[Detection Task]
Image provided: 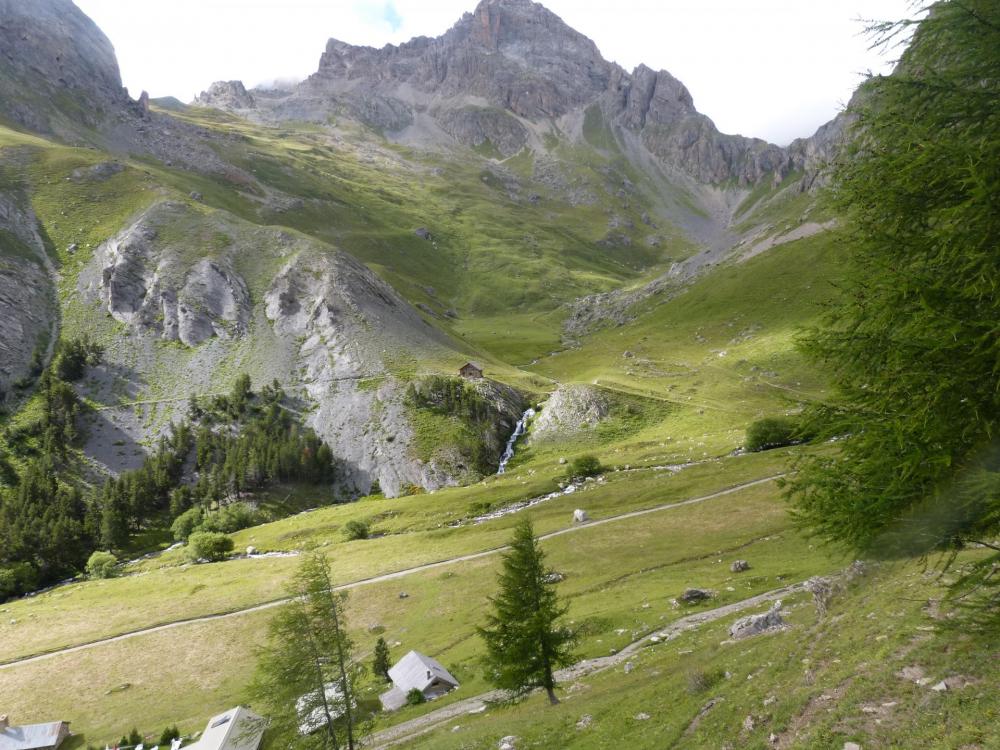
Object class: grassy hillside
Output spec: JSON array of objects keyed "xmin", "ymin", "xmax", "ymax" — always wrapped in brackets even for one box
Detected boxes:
[
  {"xmin": 1, "ymin": 451, "xmax": 838, "ymax": 741},
  {"xmin": 398, "ymin": 553, "xmax": 999, "ymax": 749},
  {"xmin": 0, "ymin": 184, "xmax": 865, "ymax": 747}
]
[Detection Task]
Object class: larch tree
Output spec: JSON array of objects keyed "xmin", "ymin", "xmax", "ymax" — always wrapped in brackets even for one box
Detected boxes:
[
  {"xmin": 478, "ymin": 516, "xmax": 577, "ymax": 704},
  {"xmin": 251, "ymin": 551, "xmax": 362, "ymax": 749},
  {"xmin": 786, "ymin": 0, "xmax": 1000, "ymax": 620}
]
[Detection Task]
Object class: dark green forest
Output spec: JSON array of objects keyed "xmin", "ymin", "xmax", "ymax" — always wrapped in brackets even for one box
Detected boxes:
[{"xmin": 0, "ymin": 367, "xmax": 337, "ymax": 600}]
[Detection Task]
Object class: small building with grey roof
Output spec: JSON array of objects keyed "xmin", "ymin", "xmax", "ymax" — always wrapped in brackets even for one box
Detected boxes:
[
  {"xmin": 181, "ymin": 707, "xmax": 264, "ymax": 750},
  {"xmin": 379, "ymin": 650, "xmax": 460, "ymax": 711},
  {"xmin": 0, "ymin": 716, "xmax": 70, "ymax": 750}
]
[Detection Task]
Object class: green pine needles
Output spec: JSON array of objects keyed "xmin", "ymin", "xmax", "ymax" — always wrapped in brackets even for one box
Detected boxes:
[
  {"xmin": 251, "ymin": 551, "xmax": 363, "ymax": 750},
  {"xmin": 786, "ymin": 1, "xmax": 1000, "ymax": 617},
  {"xmin": 478, "ymin": 516, "xmax": 577, "ymax": 705}
]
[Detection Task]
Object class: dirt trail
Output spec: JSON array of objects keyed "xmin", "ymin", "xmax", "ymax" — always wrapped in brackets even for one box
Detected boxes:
[
  {"xmin": 0, "ymin": 475, "xmax": 781, "ymax": 670},
  {"xmin": 366, "ymin": 580, "xmax": 807, "ymax": 749}
]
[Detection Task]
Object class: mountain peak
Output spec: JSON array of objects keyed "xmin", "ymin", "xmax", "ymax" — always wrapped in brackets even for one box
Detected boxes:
[{"xmin": 235, "ymin": 0, "xmax": 831, "ymax": 187}]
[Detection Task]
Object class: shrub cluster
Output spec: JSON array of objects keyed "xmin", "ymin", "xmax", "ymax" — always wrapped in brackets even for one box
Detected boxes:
[{"xmin": 566, "ymin": 454, "xmax": 602, "ymax": 480}]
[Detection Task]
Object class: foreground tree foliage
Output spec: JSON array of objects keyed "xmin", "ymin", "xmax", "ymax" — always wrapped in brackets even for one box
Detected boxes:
[
  {"xmin": 787, "ymin": 1, "xmax": 1000, "ymax": 617},
  {"xmin": 252, "ymin": 551, "xmax": 362, "ymax": 750},
  {"xmin": 479, "ymin": 516, "xmax": 576, "ymax": 704}
]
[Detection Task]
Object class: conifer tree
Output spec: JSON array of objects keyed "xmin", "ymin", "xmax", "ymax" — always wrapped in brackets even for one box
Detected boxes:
[
  {"xmin": 478, "ymin": 516, "xmax": 576, "ymax": 704},
  {"xmin": 787, "ymin": 1, "xmax": 1000, "ymax": 617},
  {"xmin": 252, "ymin": 551, "xmax": 362, "ymax": 749},
  {"xmin": 372, "ymin": 636, "xmax": 391, "ymax": 682}
]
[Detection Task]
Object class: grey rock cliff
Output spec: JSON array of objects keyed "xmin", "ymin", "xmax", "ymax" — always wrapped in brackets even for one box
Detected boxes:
[
  {"xmin": 194, "ymin": 80, "xmax": 256, "ymax": 110},
  {"xmin": 0, "ymin": 192, "xmax": 57, "ymax": 399},
  {"xmin": 0, "ymin": 0, "xmax": 128, "ymax": 136},
  {"xmin": 230, "ymin": 0, "xmax": 842, "ymax": 187},
  {"xmin": 75, "ymin": 201, "xmax": 507, "ymax": 498},
  {"xmin": 0, "ymin": 0, "xmax": 255, "ymax": 181}
]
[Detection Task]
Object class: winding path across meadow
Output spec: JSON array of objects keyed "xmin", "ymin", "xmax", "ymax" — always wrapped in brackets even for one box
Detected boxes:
[{"xmin": 0, "ymin": 474, "xmax": 783, "ymax": 670}]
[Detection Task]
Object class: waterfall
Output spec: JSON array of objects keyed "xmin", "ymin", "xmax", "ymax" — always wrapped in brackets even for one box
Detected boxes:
[{"xmin": 497, "ymin": 408, "xmax": 535, "ymax": 474}]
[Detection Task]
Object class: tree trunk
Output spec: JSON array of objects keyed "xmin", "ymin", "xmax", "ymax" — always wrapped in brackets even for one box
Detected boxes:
[{"xmin": 545, "ymin": 685, "xmax": 560, "ymax": 705}]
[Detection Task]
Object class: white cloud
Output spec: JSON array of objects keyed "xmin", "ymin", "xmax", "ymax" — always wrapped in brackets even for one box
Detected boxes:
[{"xmin": 73, "ymin": 0, "xmax": 914, "ymax": 143}]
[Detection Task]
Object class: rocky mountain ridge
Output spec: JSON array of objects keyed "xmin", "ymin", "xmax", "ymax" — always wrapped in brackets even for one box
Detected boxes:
[{"xmin": 196, "ymin": 0, "xmax": 844, "ymax": 188}]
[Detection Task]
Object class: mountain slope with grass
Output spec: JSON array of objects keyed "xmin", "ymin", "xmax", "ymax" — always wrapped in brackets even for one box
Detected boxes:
[{"xmin": 2, "ymin": 1, "xmax": 994, "ymax": 748}]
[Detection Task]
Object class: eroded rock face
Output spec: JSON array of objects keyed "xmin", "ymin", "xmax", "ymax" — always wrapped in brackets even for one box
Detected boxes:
[
  {"xmin": 729, "ymin": 601, "xmax": 786, "ymax": 639},
  {"xmin": 438, "ymin": 106, "xmax": 529, "ymax": 157},
  {"xmin": 265, "ymin": 249, "xmax": 453, "ymax": 497},
  {"xmin": 77, "ymin": 200, "xmax": 523, "ymax": 497},
  {"xmin": 93, "ymin": 206, "xmax": 250, "ymax": 347},
  {"xmin": 312, "ymin": 0, "xmax": 612, "ymax": 121},
  {"xmin": 616, "ymin": 65, "xmax": 793, "ymax": 185},
  {"xmin": 0, "ymin": 192, "xmax": 56, "ymax": 398}
]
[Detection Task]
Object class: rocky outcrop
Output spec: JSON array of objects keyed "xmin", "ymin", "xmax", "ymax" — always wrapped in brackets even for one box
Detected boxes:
[
  {"xmin": 194, "ymin": 80, "xmax": 256, "ymax": 110},
  {"xmin": 729, "ymin": 601, "xmax": 786, "ymax": 639},
  {"xmin": 470, "ymin": 378, "xmax": 530, "ymax": 462},
  {"xmin": 529, "ymin": 385, "xmax": 611, "ymax": 443}
]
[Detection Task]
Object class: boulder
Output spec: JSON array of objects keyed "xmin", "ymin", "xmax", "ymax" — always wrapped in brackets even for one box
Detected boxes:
[
  {"xmin": 680, "ymin": 588, "xmax": 711, "ymax": 603},
  {"xmin": 730, "ymin": 560, "xmax": 751, "ymax": 573},
  {"xmin": 246, "ymin": 546, "xmax": 257, "ymax": 556},
  {"xmin": 498, "ymin": 736, "xmax": 517, "ymax": 750},
  {"xmin": 573, "ymin": 509, "xmax": 589, "ymax": 523},
  {"xmin": 414, "ymin": 227, "xmax": 432, "ymax": 240},
  {"xmin": 729, "ymin": 601, "xmax": 786, "ymax": 639}
]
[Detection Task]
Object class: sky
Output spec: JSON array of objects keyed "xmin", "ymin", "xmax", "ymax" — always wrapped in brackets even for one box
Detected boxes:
[{"xmin": 74, "ymin": 0, "xmax": 917, "ymax": 145}]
